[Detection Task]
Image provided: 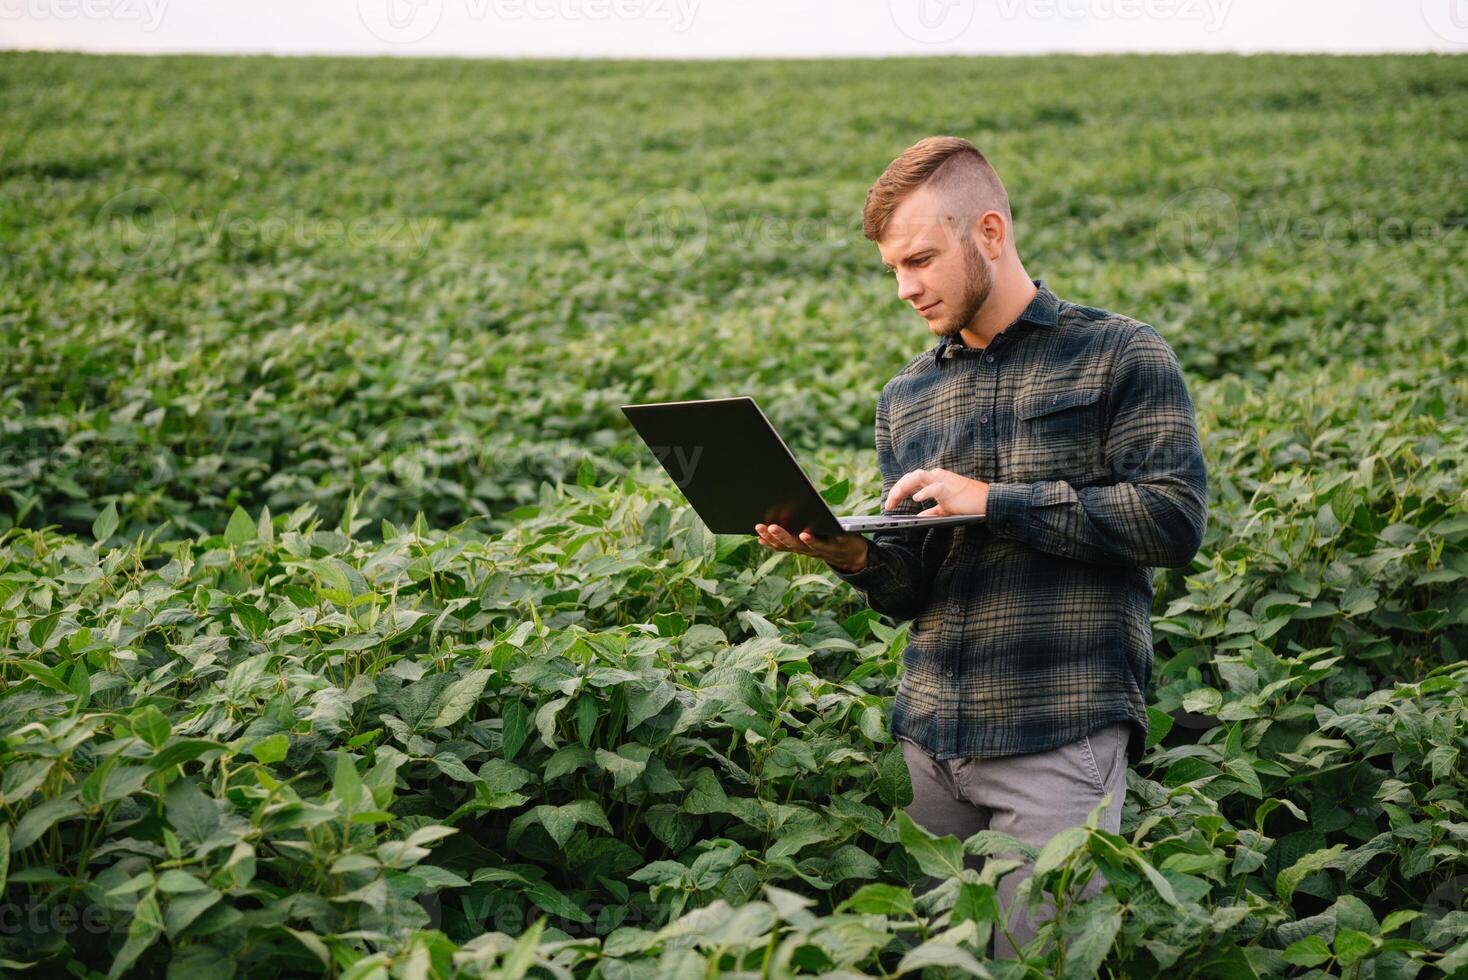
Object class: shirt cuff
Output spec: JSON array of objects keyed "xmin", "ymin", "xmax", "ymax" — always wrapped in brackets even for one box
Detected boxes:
[
  {"xmin": 831, "ymin": 538, "xmax": 887, "ymax": 589},
  {"xmin": 984, "ymin": 482, "xmax": 1033, "ymax": 539}
]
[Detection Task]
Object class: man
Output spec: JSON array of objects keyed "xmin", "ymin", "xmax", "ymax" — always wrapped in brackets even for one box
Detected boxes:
[{"xmin": 754, "ymin": 136, "xmax": 1207, "ymax": 959}]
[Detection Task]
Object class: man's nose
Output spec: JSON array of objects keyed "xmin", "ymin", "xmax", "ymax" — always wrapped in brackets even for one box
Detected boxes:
[{"xmin": 896, "ymin": 271, "xmax": 922, "ymax": 303}]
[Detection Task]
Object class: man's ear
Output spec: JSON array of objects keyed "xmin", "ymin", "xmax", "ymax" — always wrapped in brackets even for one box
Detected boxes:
[{"xmin": 975, "ymin": 211, "xmax": 1007, "ymax": 258}]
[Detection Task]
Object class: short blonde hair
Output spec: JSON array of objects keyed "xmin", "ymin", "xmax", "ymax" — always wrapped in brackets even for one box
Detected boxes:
[{"xmin": 862, "ymin": 136, "xmax": 1011, "ymax": 243}]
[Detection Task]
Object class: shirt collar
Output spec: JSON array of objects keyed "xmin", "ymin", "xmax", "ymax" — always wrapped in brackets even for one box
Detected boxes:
[{"xmin": 933, "ymin": 278, "xmax": 1059, "ymax": 365}]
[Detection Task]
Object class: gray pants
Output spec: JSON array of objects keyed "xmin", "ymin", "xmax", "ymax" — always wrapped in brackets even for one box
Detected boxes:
[{"xmin": 898, "ymin": 721, "xmax": 1130, "ymax": 960}]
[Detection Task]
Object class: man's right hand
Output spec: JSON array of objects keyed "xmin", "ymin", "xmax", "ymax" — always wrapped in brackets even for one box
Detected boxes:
[{"xmin": 754, "ymin": 523, "xmax": 869, "ymax": 574}]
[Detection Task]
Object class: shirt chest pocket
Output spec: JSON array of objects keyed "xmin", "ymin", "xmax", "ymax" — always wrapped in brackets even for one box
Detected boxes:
[{"xmin": 1010, "ymin": 386, "xmax": 1107, "ymax": 482}]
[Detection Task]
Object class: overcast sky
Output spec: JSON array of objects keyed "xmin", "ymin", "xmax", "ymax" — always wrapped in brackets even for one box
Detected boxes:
[{"xmin": 3, "ymin": 0, "xmax": 1466, "ymax": 57}]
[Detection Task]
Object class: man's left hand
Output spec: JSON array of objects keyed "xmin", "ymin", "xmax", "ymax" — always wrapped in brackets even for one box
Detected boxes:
[{"xmin": 886, "ymin": 467, "xmax": 990, "ymax": 517}]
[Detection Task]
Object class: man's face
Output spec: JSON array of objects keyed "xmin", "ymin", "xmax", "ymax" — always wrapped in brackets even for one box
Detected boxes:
[{"xmin": 877, "ymin": 186, "xmax": 994, "ymax": 339}]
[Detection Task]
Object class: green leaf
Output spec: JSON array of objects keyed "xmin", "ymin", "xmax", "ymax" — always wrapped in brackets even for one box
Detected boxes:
[
  {"xmin": 1275, "ymin": 844, "xmax": 1345, "ymax": 902},
  {"xmin": 1061, "ymin": 893, "xmax": 1123, "ymax": 980},
  {"xmin": 509, "ymin": 801, "xmax": 613, "ymax": 849},
  {"xmin": 92, "ymin": 501, "xmax": 119, "ymax": 543},
  {"xmin": 953, "ymin": 881, "xmax": 999, "ymax": 925},
  {"xmin": 1033, "ymin": 826, "xmax": 1089, "ymax": 877},
  {"xmin": 681, "ymin": 768, "xmax": 733, "ymax": 815},
  {"xmin": 501, "ymin": 916, "xmax": 546, "ymax": 980},
  {"xmin": 524, "ymin": 878, "xmax": 592, "ymax": 924},
  {"xmin": 876, "ymin": 744, "xmax": 913, "ymax": 807},
  {"xmin": 1131, "ymin": 853, "xmax": 1187, "ymax": 912},
  {"xmin": 332, "ymin": 751, "xmax": 363, "ymax": 810},
  {"xmin": 1380, "ymin": 909, "xmax": 1422, "ymax": 934},
  {"xmin": 575, "ymin": 694, "xmax": 599, "ymax": 745},
  {"xmin": 157, "ymin": 869, "xmax": 209, "ymax": 893},
  {"xmin": 13, "ymin": 798, "xmax": 83, "ymax": 851},
  {"xmin": 627, "ymin": 681, "xmax": 676, "ymax": 731},
  {"xmin": 501, "ymin": 701, "xmax": 529, "ymax": 761},
  {"xmin": 163, "ymin": 889, "xmax": 222, "ymax": 939},
  {"xmin": 595, "ymin": 744, "xmax": 651, "ymax": 790},
  {"xmin": 430, "ymin": 753, "xmax": 477, "ymax": 783},
  {"xmin": 68, "ymin": 659, "xmax": 91, "ymax": 711},
  {"xmin": 543, "ymin": 744, "xmax": 596, "ymax": 782},
  {"xmin": 895, "ymin": 810, "xmax": 965, "ymax": 879},
  {"xmin": 404, "ymin": 864, "xmax": 470, "ymax": 891},
  {"xmin": 478, "ymin": 759, "xmax": 535, "ymax": 795},
  {"xmin": 534, "ymin": 696, "xmax": 570, "ymax": 750},
  {"xmin": 1334, "ymin": 929, "xmax": 1377, "ymax": 968},
  {"xmin": 283, "ymin": 927, "xmax": 332, "ymax": 968},
  {"xmin": 133, "ymin": 706, "xmax": 172, "ymax": 749},
  {"xmin": 224, "ymin": 505, "xmax": 257, "ymax": 546},
  {"xmin": 149, "ymin": 738, "xmax": 226, "ymax": 771},
  {"xmin": 431, "ymin": 668, "xmax": 492, "ymax": 728},
  {"xmin": 833, "ymin": 880, "xmax": 910, "ymax": 921},
  {"xmin": 108, "ymin": 892, "xmax": 162, "ymax": 980},
  {"xmin": 165, "ymin": 779, "xmax": 219, "ymax": 848},
  {"xmin": 1282, "ymin": 934, "xmax": 1332, "ymax": 967},
  {"xmin": 28, "ymin": 612, "xmax": 61, "ymax": 652},
  {"xmin": 897, "ymin": 942, "xmax": 991, "ymax": 978},
  {"xmin": 249, "ymin": 732, "xmax": 289, "ymax": 764},
  {"xmin": 819, "ymin": 478, "xmax": 851, "ymax": 505}
]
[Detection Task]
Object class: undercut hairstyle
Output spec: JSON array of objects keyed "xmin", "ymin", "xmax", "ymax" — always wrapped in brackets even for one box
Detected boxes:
[{"xmin": 862, "ymin": 136, "xmax": 1012, "ymax": 245}]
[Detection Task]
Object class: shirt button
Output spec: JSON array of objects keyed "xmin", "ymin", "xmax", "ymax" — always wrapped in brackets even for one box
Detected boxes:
[
  {"xmin": 985, "ymin": 354, "xmax": 995, "ymax": 363},
  {"xmin": 979, "ymin": 414, "xmax": 989, "ymax": 424},
  {"xmin": 945, "ymin": 668, "xmax": 954, "ymax": 677}
]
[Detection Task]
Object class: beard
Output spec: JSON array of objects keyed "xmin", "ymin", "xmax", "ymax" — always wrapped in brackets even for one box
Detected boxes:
[{"xmin": 934, "ymin": 236, "xmax": 994, "ymax": 339}]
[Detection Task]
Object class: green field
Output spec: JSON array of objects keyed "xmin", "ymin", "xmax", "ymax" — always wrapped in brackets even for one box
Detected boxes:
[{"xmin": 1, "ymin": 51, "xmax": 1466, "ymax": 978}]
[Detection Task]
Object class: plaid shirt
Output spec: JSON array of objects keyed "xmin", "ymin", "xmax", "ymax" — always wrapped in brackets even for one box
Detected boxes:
[{"xmin": 835, "ymin": 280, "xmax": 1206, "ymax": 765}]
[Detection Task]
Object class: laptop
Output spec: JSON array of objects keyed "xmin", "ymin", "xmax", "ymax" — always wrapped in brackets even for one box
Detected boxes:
[{"xmin": 620, "ymin": 396, "xmax": 987, "ymax": 536}]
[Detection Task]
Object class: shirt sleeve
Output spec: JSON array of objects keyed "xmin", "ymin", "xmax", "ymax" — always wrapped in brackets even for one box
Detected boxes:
[
  {"xmin": 831, "ymin": 387, "xmax": 937, "ymax": 621},
  {"xmin": 983, "ymin": 325, "xmax": 1208, "ymax": 568}
]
